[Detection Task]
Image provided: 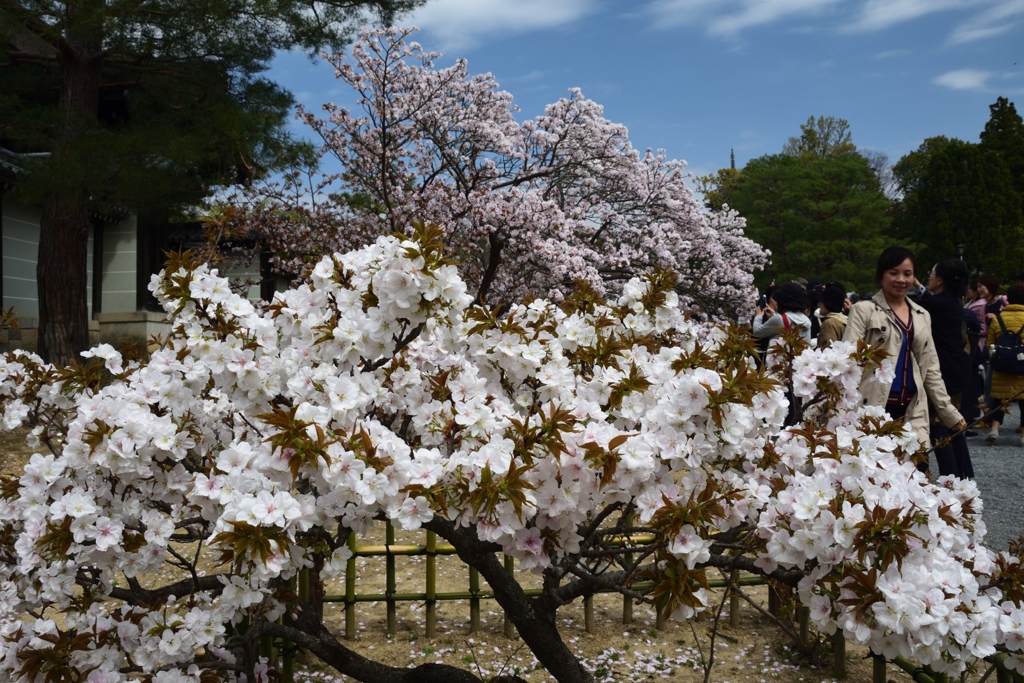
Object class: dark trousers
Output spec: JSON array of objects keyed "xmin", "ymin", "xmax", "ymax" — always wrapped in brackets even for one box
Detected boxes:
[
  {"xmin": 930, "ymin": 425, "xmax": 974, "ymax": 479},
  {"xmin": 987, "ymin": 398, "xmax": 1024, "ymax": 424},
  {"xmin": 961, "ymin": 367, "xmax": 984, "ymax": 423}
]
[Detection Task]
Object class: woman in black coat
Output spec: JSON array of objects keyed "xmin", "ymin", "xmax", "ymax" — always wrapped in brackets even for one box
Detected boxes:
[{"xmin": 916, "ymin": 258, "xmax": 974, "ymax": 478}]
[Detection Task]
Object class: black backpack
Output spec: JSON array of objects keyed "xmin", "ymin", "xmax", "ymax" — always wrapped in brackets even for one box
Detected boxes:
[{"xmin": 989, "ymin": 312, "xmax": 1024, "ymax": 374}]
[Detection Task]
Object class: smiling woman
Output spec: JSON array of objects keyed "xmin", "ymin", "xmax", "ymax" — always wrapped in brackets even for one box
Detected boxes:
[{"xmin": 842, "ymin": 246, "xmax": 967, "ymax": 461}]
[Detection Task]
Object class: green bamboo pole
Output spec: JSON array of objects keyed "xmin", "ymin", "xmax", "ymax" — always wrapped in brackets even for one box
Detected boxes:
[
  {"xmin": 282, "ymin": 643, "xmax": 294, "ymax": 683},
  {"xmin": 425, "ymin": 530, "xmax": 437, "ymax": 638},
  {"xmin": 729, "ymin": 569, "xmax": 739, "ymax": 628},
  {"xmin": 712, "ymin": 575, "xmax": 766, "ymax": 586},
  {"xmin": 346, "ymin": 540, "xmax": 761, "ymax": 561},
  {"xmin": 386, "ymin": 521, "xmax": 397, "ymax": 634},
  {"xmin": 873, "ymin": 654, "xmax": 887, "ymax": 683},
  {"xmin": 299, "ymin": 567, "xmax": 310, "ymax": 603},
  {"xmin": 297, "ymin": 567, "xmax": 311, "ymax": 665},
  {"xmin": 584, "ymin": 594, "xmax": 595, "ymax": 634},
  {"xmin": 282, "ymin": 575, "xmax": 295, "ymax": 683},
  {"xmin": 503, "ymin": 554, "xmax": 515, "ymax": 638},
  {"xmin": 798, "ymin": 606, "xmax": 809, "ymax": 643},
  {"xmin": 622, "ymin": 512, "xmax": 633, "ymax": 625},
  {"xmin": 354, "ymin": 542, "xmax": 455, "ymax": 555},
  {"xmin": 344, "ymin": 532, "xmax": 656, "ymax": 558},
  {"xmin": 998, "ymin": 666, "xmax": 1013, "ymax": 683},
  {"xmin": 831, "ymin": 631, "xmax": 846, "ymax": 677},
  {"xmin": 469, "ymin": 566, "xmax": 481, "ymax": 633},
  {"xmin": 322, "ymin": 577, "xmax": 767, "ymax": 603},
  {"xmin": 768, "ymin": 584, "xmax": 779, "ymax": 617},
  {"xmin": 345, "ymin": 531, "xmax": 357, "ymax": 639},
  {"xmin": 260, "ymin": 634, "xmax": 274, "ymax": 667},
  {"xmin": 990, "ymin": 653, "xmax": 1024, "ymax": 683},
  {"xmin": 892, "ymin": 656, "xmax": 939, "ymax": 682}
]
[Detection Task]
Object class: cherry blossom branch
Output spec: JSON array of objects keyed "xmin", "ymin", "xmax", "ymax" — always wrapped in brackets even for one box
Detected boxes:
[{"xmin": 253, "ymin": 603, "xmax": 488, "ymax": 683}]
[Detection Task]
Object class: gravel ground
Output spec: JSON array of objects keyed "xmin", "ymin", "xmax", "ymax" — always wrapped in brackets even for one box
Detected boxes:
[{"xmin": 951, "ymin": 406, "xmax": 1024, "ymax": 551}]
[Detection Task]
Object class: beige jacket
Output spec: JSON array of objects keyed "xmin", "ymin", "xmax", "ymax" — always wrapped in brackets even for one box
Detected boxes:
[
  {"xmin": 842, "ymin": 291, "xmax": 963, "ymax": 446},
  {"xmin": 816, "ymin": 313, "xmax": 847, "ymax": 350}
]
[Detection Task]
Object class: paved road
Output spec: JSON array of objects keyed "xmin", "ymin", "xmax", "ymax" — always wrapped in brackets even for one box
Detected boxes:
[{"xmin": 943, "ymin": 408, "xmax": 1024, "ymax": 552}]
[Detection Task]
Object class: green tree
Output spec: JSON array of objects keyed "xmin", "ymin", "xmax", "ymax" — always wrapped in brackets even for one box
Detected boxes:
[
  {"xmin": 890, "ymin": 136, "xmax": 957, "ymax": 199},
  {"xmin": 978, "ymin": 96, "xmax": 1024, "ymax": 194},
  {"xmin": 0, "ymin": 0, "xmax": 422, "ymax": 364},
  {"xmin": 695, "ymin": 166, "xmax": 741, "ymax": 211},
  {"xmin": 892, "ymin": 137, "xmax": 1023, "ymax": 276},
  {"xmin": 781, "ymin": 115, "xmax": 857, "ymax": 158},
  {"xmin": 729, "ymin": 152, "xmax": 891, "ymax": 291}
]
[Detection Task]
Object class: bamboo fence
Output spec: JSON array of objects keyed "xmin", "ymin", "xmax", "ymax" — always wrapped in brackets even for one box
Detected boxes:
[{"xmin": 259, "ymin": 521, "xmax": 1024, "ymax": 683}]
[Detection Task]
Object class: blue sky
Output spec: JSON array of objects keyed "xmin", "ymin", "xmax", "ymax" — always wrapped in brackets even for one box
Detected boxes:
[{"xmin": 267, "ymin": 0, "xmax": 1024, "ymax": 180}]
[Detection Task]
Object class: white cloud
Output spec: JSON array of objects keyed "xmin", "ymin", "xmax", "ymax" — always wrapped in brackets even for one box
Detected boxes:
[
  {"xmin": 645, "ymin": 0, "xmax": 716, "ymax": 24},
  {"xmin": 506, "ymin": 69, "xmax": 546, "ymax": 83},
  {"xmin": 409, "ymin": 0, "xmax": 597, "ymax": 50},
  {"xmin": 949, "ymin": 0, "xmax": 1024, "ymax": 43},
  {"xmin": 872, "ymin": 49, "xmax": 912, "ymax": 60},
  {"xmin": 933, "ymin": 68, "xmax": 993, "ymax": 90},
  {"xmin": 846, "ymin": 0, "xmax": 981, "ymax": 32},
  {"xmin": 644, "ymin": 0, "xmax": 1022, "ymax": 43},
  {"xmin": 647, "ymin": 0, "xmax": 842, "ymax": 35}
]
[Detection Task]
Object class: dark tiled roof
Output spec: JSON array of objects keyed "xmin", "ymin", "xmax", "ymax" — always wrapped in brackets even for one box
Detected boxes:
[{"xmin": 0, "ymin": 148, "xmax": 24, "ymax": 181}]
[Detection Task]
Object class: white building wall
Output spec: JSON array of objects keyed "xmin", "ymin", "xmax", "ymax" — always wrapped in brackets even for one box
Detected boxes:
[
  {"xmin": 224, "ymin": 259, "xmax": 263, "ymax": 303},
  {"xmin": 101, "ymin": 215, "xmax": 137, "ymax": 313},
  {"xmin": 1, "ymin": 198, "xmax": 40, "ymax": 321},
  {"xmin": 0, "ymin": 198, "xmax": 97, "ymax": 322}
]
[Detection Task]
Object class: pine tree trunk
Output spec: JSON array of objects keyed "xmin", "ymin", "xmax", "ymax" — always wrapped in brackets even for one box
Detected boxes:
[
  {"xmin": 37, "ymin": 185, "xmax": 91, "ymax": 366},
  {"xmin": 36, "ymin": 3, "xmax": 103, "ymax": 365}
]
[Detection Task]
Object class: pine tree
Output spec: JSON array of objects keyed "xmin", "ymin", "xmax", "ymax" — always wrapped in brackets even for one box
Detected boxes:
[
  {"xmin": 728, "ymin": 152, "xmax": 890, "ymax": 291},
  {"xmin": 893, "ymin": 138, "xmax": 1023, "ymax": 275},
  {"xmin": 781, "ymin": 115, "xmax": 857, "ymax": 158},
  {"xmin": 0, "ymin": 0, "xmax": 422, "ymax": 363},
  {"xmin": 891, "ymin": 100, "xmax": 1024, "ymax": 277},
  {"xmin": 979, "ymin": 97, "xmax": 1024, "ymax": 194}
]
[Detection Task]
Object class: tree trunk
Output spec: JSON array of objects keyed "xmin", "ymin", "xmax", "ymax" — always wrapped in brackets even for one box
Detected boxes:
[
  {"xmin": 36, "ymin": 3, "xmax": 103, "ymax": 365},
  {"xmin": 262, "ymin": 518, "xmax": 589, "ymax": 683},
  {"xmin": 472, "ymin": 233, "xmax": 503, "ymax": 306},
  {"xmin": 260, "ymin": 605, "xmax": 494, "ymax": 683},
  {"xmin": 426, "ymin": 518, "xmax": 596, "ymax": 683},
  {"xmin": 37, "ymin": 181, "xmax": 92, "ymax": 366}
]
